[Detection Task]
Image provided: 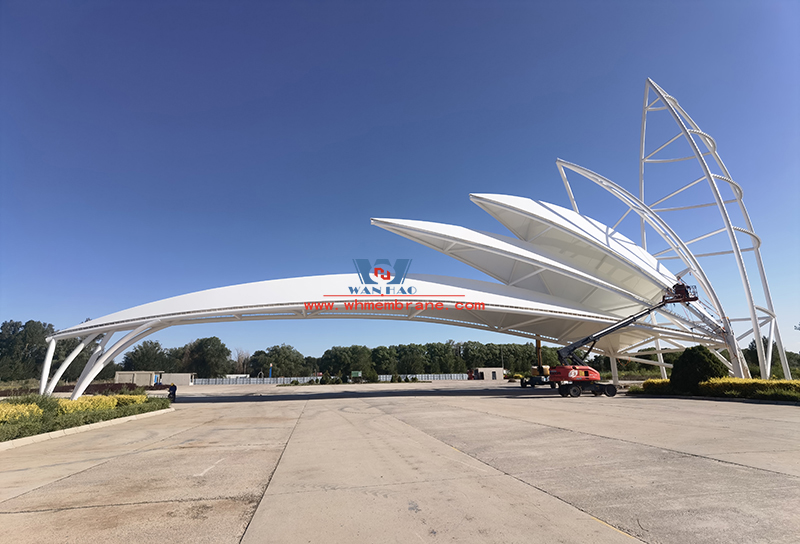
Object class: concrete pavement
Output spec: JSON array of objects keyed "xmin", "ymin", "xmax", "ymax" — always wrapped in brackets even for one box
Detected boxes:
[{"xmin": 1, "ymin": 381, "xmax": 798, "ymax": 543}]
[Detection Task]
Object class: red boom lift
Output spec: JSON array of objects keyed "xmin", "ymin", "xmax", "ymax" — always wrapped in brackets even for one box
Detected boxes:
[{"xmin": 540, "ymin": 282, "xmax": 698, "ymax": 398}]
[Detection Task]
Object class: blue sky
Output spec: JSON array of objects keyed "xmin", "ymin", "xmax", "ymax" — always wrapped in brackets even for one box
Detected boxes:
[{"xmin": 1, "ymin": 0, "xmax": 798, "ymax": 357}]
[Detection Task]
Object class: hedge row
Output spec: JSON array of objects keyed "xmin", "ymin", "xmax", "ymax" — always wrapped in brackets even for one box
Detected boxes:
[
  {"xmin": 698, "ymin": 378, "xmax": 800, "ymax": 397},
  {"xmin": 55, "ymin": 394, "xmax": 147, "ymax": 414},
  {"xmin": 639, "ymin": 378, "xmax": 800, "ymax": 401},
  {"xmin": 0, "ymin": 396, "xmax": 171, "ymax": 442},
  {"xmin": 640, "ymin": 379, "xmax": 673, "ymax": 394},
  {"xmin": 0, "ymin": 403, "xmax": 43, "ymax": 423}
]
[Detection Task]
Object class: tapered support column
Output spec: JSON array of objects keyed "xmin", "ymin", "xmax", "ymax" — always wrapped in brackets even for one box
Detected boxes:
[
  {"xmin": 45, "ymin": 334, "xmax": 98, "ymax": 395},
  {"xmin": 650, "ymin": 316, "xmax": 668, "ymax": 379},
  {"xmin": 71, "ymin": 321, "xmax": 162, "ymax": 399},
  {"xmin": 39, "ymin": 339, "xmax": 57, "ymax": 394},
  {"xmin": 609, "ymin": 354, "xmax": 619, "ymax": 386}
]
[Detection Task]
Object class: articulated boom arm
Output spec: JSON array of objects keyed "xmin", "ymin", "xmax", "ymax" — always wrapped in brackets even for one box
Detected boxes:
[{"xmin": 556, "ymin": 283, "xmax": 698, "ymax": 366}]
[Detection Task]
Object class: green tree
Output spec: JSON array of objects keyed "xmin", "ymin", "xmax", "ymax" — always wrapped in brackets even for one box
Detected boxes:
[
  {"xmin": 397, "ymin": 344, "xmax": 427, "ymax": 374},
  {"xmin": 450, "ymin": 340, "xmax": 467, "ymax": 373},
  {"xmin": 348, "ymin": 345, "xmax": 374, "ymax": 376},
  {"xmin": 371, "ymin": 346, "xmax": 397, "ymax": 375},
  {"xmin": 0, "ymin": 320, "xmax": 54, "ymax": 381},
  {"xmin": 669, "ymin": 345, "xmax": 727, "ymax": 393},
  {"xmin": 123, "ymin": 340, "xmax": 168, "ymax": 371},
  {"xmin": 461, "ymin": 341, "xmax": 489, "ymax": 369},
  {"xmin": 320, "ymin": 346, "xmax": 351, "ymax": 378},
  {"xmin": 304, "ymin": 356, "xmax": 319, "ymax": 376},
  {"xmin": 248, "ymin": 350, "xmax": 268, "ymax": 377},
  {"xmin": 264, "ymin": 344, "xmax": 307, "ymax": 377},
  {"xmin": 182, "ymin": 337, "xmax": 232, "ymax": 378}
]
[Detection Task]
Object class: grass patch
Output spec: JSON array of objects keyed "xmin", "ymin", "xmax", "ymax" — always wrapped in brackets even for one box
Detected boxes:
[{"xmin": 0, "ymin": 394, "xmax": 171, "ymax": 442}]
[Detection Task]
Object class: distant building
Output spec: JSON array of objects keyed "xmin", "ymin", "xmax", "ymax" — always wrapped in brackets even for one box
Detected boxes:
[
  {"xmin": 470, "ymin": 367, "xmax": 505, "ymax": 381},
  {"xmin": 115, "ymin": 371, "xmax": 162, "ymax": 386}
]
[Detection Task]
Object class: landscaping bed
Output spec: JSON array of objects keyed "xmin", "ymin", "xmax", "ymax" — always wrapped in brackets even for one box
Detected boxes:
[
  {"xmin": 629, "ymin": 378, "xmax": 800, "ymax": 402},
  {"xmin": 0, "ymin": 393, "xmax": 171, "ymax": 442}
]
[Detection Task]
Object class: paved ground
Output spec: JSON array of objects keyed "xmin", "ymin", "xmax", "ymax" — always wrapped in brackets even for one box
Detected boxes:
[{"xmin": 1, "ymin": 381, "xmax": 798, "ymax": 543}]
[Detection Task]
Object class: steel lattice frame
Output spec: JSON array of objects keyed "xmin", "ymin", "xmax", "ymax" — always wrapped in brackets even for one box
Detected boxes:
[{"xmin": 559, "ymin": 78, "xmax": 789, "ymax": 379}]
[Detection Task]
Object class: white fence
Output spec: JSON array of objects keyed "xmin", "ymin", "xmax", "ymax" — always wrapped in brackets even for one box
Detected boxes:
[{"xmin": 194, "ymin": 374, "xmax": 468, "ymax": 385}]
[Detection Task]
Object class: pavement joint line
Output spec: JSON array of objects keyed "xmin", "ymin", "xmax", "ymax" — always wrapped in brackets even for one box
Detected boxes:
[
  {"xmin": 1, "ymin": 454, "xmax": 120, "ymax": 475},
  {"xmin": 420, "ymin": 396, "xmax": 800, "ymax": 480},
  {"xmin": 262, "ymin": 473, "xmax": 509, "ymax": 498},
  {"xmin": 371, "ymin": 398, "xmax": 649, "ymax": 543},
  {"xmin": 238, "ymin": 399, "xmax": 307, "ymax": 544},
  {"xmin": 0, "ymin": 494, "xmax": 258, "ymax": 515},
  {"xmin": 0, "ymin": 407, "xmax": 175, "ymax": 452},
  {"xmin": 0, "ymin": 412, "xmax": 226, "ymax": 507}
]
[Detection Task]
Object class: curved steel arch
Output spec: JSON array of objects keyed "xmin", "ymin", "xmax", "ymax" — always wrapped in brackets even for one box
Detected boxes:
[{"xmin": 43, "ymin": 273, "xmax": 723, "ymax": 398}]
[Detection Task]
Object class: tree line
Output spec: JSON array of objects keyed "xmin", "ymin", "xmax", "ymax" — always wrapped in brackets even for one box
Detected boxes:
[{"xmin": 2, "ymin": 319, "xmax": 798, "ymax": 383}]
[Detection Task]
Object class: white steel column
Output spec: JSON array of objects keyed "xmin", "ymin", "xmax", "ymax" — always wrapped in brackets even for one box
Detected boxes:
[
  {"xmin": 609, "ymin": 354, "xmax": 619, "ymax": 386},
  {"xmin": 44, "ymin": 334, "xmax": 98, "ymax": 396},
  {"xmin": 71, "ymin": 321, "xmax": 163, "ymax": 399},
  {"xmin": 73, "ymin": 332, "xmax": 113, "ymax": 392},
  {"xmin": 39, "ymin": 339, "xmax": 57, "ymax": 395}
]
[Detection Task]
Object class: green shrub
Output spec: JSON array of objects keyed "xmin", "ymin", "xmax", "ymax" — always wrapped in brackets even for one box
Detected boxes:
[
  {"xmin": 114, "ymin": 398, "xmax": 170, "ymax": 416},
  {"xmin": 750, "ymin": 388, "xmax": 800, "ymax": 402},
  {"xmin": 5, "ymin": 393, "xmax": 61, "ymax": 413},
  {"xmin": 626, "ymin": 385, "xmax": 644, "ymax": 394},
  {"xmin": 641, "ymin": 379, "xmax": 675, "ymax": 395},
  {"xmin": 670, "ymin": 346, "xmax": 727, "ymax": 394},
  {"xmin": 0, "ymin": 418, "xmax": 44, "ymax": 441},
  {"xmin": 57, "ymin": 395, "xmax": 118, "ymax": 414},
  {"xmin": 698, "ymin": 377, "xmax": 800, "ymax": 397},
  {"xmin": 0, "ymin": 403, "xmax": 43, "ymax": 422},
  {"xmin": 113, "ymin": 394, "xmax": 147, "ymax": 406}
]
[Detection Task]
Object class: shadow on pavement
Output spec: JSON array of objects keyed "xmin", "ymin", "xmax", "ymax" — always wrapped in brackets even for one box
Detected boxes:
[{"xmin": 170, "ymin": 385, "xmax": 575, "ymax": 404}]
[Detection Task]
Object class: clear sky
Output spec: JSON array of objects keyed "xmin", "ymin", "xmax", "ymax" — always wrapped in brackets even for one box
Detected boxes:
[{"xmin": 1, "ymin": 0, "xmax": 798, "ymax": 358}]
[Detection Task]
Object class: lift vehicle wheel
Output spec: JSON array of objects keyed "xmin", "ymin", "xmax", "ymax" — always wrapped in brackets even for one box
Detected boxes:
[
  {"xmin": 550, "ymin": 382, "xmax": 557, "ymax": 389},
  {"xmin": 604, "ymin": 384, "xmax": 617, "ymax": 397},
  {"xmin": 567, "ymin": 384, "xmax": 582, "ymax": 397},
  {"xmin": 558, "ymin": 385, "xmax": 569, "ymax": 397},
  {"xmin": 520, "ymin": 380, "xmax": 527, "ymax": 388}
]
